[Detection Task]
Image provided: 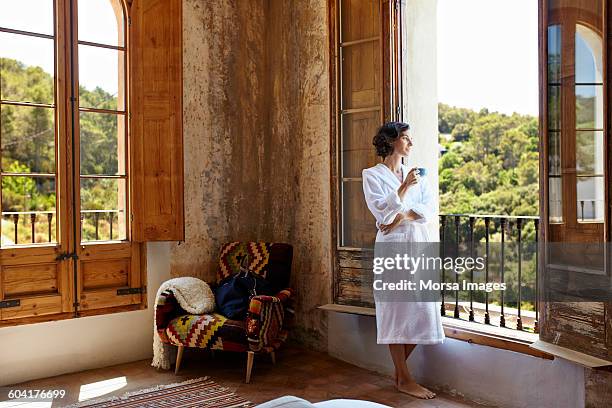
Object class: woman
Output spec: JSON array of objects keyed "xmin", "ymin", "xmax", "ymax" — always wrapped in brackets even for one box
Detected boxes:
[{"xmin": 362, "ymin": 121, "xmax": 444, "ymax": 400}]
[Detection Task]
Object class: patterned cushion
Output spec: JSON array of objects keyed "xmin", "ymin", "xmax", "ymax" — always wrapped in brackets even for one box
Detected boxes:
[
  {"xmin": 247, "ymin": 290, "xmax": 291, "ymax": 353},
  {"xmin": 166, "ymin": 313, "xmax": 249, "ymax": 352},
  {"xmin": 216, "ymin": 242, "xmax": 293, "ymax": 290},
  {"xmin": 217, "ymin": 242, "xmax": 271, "ymax": 282}
]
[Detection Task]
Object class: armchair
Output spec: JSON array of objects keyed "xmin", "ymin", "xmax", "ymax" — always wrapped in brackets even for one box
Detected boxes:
[{"xmin": 155, "ymin": 242, "xmax": 294, "ymax": 383}]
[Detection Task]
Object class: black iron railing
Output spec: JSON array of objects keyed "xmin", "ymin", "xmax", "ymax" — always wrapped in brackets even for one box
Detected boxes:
[
  {"xmin": 1, "ymin": 209, "xmax": 123, "ymax": 245},
  {"xmin": 440, "ymin": 213, "xmax": 539, "ymax": 333},
  {"xmin": 2, "ymin": 211, "xmax": 55, "ymax": 244}
]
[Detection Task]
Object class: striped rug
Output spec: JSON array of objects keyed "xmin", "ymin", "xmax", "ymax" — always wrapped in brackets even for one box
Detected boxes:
[{"xmin": 67, "ymin": 377, "xmax": 255, "ymax": 407}]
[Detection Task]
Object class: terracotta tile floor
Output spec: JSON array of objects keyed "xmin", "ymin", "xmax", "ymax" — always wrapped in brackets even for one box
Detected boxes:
[{"xmin": 6, "ymin": 344, "xmax": 489, "ymax": 407}]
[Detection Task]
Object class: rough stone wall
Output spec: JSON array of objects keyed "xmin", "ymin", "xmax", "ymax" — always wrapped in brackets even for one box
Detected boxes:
[{"xmin": 172, "ymin": 0, "xmax": 331, "ymax": 350}]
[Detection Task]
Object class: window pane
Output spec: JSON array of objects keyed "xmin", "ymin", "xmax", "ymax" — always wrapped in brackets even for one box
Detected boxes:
[
  {"xmin": 0, "ymin": 32, "xmax": 54, "ymax": 104},
  {"xmin": 548, "ymin": 177, "xmax": 562, "ymax": 223},
  {"xmin": 548, "ymin": 85, "xmax": 560, "ymax": 130},
  {"xmin": 341, "ymin": 0, "xmax": 380, "ymax": 43},
  {"xmin": 576, "ymin": 131, "xmax": 603, "ymax": 175},
  {"xmin": 575, "ymin": 24, "xmax": 603, "ymax": 84},
  {"xmin": 342, "ymin": 110, "xmax": 380, "ymax": 178},
  {"xmin": 342, "ymin": 180, "xmax": 376, "ymax": 248},
  {"xmin": 1, "ymin": 175, "xmax": 57, "ymax": 246},
  {"xmin": 576, "ymin": 176, "xmax": 604, "ymax": 222},
  {"xmin": 0, "ymin": 0, "xmax": 54, "ymax": 36},
  {"xmin": 80, "ymin": 177, "xmax": 126, "ymax": 241},
  {"xmin": 548, "ymin": 131, "xmax": 561, "ymax": 176},
  {"xmin": 80, "ymin": 112, "xmax": 124, "ymax": 176},
  {"xmin": 78, "ymin": 45, "xmax": 125, "ymax": 110},
  {"xmin": 575, "ymin": 85, "xmax": 603, "ymax": 129},
  {"xmin": 78, "ymin": 0, "xmax": 124, "ymax": 47},
  {"xmin": 341, "ymin": 41, "xmax": 380, "ymax": 110},
  {"xmin": 547, "ymin": 25, "xmax": 561, "ymax": 83},
  {"xmin": 1, "ymin": 104, "xmax": 56, "ymax": 174}
]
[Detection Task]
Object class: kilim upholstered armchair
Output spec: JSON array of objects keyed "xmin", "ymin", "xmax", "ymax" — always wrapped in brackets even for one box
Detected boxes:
[{"xmin": 155, "ymin": 242, "xmax": 294, "ymax": 383}]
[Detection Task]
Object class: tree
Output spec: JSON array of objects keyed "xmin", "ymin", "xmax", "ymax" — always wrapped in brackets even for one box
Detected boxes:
[
  {"xmin": 438, "ymin": 103, "xmax": 538, "ymax": 217},
  {"xmin": 1, "ymin": 57, "xmax": 118, "ymax": 212}
]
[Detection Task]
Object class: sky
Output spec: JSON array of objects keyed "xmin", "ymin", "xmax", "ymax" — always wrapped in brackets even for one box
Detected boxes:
[
  {"xmin": 0, "ymin": 0, "xmax": 123, "ymax": 95},
  {"xmin": 437, "ymin": 0, "xmax": 539, "ymax": 116}
]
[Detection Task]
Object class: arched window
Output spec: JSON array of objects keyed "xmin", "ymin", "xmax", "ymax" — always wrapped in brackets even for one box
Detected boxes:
[
  {"xmin": 540, "ymin": 0, "xmax": 612, "ymax": 363},
  {"xmin": 545, "ymin": 0, "xmax": 606, "ymax": 240}
]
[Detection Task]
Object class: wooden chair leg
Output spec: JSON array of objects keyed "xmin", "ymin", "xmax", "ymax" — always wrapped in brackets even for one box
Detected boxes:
[
  {"xmin": 175, "ymin": 345, "xmax": 184, "ymax": 375},
  {"xmin": 245, "ymin": 351, "xmax": 255, "ymax": 383},
  {"xmin": 270, "ymin": 351, "xmax": 276, "ymax": 365}
]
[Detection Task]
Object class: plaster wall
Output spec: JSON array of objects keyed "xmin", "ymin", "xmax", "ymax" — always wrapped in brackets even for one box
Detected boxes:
[
  {"xmin": 327, "ymin": 312, "xmax": 585, "ymax": 408},
  {"xmin": 171, "ymin": 0, "xmax": 332, "ymax": 349},
  {"xmin": 401, "ymin": 0, "xmax": 440, "ymax": 240}
]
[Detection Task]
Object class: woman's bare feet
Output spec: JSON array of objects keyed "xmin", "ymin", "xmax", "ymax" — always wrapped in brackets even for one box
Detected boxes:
[{"xmin": 396, "ymin": 378, "xmax": 436, "ymax": 399}]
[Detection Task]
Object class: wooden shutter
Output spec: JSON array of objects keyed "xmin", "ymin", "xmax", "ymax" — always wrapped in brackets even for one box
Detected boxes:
[
  {"xmin": 0, "ymin": 249, "xmax": 73, "ymax": 324},
  {"xmin": 76, "ymin": 243, "xmax": 145, "ymax": 313},
  {"xmin": 130, "ymin": 0, "xmax": 184, "ymax": 242},
  {"xmin": 331, "ymin": 0, "xmax": 402, "ymax": 306}
]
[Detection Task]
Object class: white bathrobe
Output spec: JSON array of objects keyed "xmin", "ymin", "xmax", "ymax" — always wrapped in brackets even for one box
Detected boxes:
[{"xmin": 362, "ymin": 163, "xmax": 445, "ymax": 344}]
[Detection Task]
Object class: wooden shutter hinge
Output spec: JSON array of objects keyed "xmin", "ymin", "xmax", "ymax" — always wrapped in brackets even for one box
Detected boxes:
[
  {"xmin": 117, "ymin": 286, "xmax": 146, "ymax": 296},
  {"xmin": 0, "ymin": 299, "xmax": 20, "ymax": 309}
]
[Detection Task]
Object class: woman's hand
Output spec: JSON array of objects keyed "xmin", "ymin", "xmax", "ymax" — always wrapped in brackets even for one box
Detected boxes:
[
  {"xmin": 397, "ymin": 167, "xmax": 419, "ymax": 200},
  {"xmin": 402, "ymin": 167, "xmax": 419, "ymax": 189},
  {"xmin": 380, "ymin": 210, "xmax": 421, "ymax": 234},
  {"xmin": 380, "ymin": 213, "xmax": 405, "ymax": 234}
]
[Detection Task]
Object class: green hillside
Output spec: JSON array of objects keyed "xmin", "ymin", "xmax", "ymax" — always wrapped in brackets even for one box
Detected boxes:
[{"xmin": 1, "ymin": 57, "xmax": 120, "ymax": 243}]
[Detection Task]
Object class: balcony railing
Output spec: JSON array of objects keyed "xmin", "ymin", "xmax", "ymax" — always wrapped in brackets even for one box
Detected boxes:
[
  {"xmin": 2, "ymin": 210, "xmax": 56, "ymax": 245},
  {"xmin": 1, "ymin": 209, "xmax": 124, "ymax": 246},
  {"xmin": 440, "ymin": 213, "xmax": 539, "ymax": 333}
]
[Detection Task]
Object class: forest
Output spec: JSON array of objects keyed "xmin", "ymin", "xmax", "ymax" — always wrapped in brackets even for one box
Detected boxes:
[
  {"xmin": 1, "ymin": 57, "xmax": 121, "ymax": 244},
  {"xmin": 438, "ymin": 102, "xmax": 539, "ymax": 218},
  {"xmin": 438, "ymin": 103, "xmax": 541, "ymax": 317}
]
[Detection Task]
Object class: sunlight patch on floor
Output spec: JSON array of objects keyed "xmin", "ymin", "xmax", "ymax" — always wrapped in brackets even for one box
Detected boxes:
[{"xmin": 78, "ymin": 376, "xmax": 127, "ymax": 402}]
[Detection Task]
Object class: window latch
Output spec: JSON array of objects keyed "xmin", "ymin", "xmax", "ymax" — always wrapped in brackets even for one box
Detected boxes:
[{"xmin": 56, "ymin": 252, "xmax": 79, "ymax": 261}]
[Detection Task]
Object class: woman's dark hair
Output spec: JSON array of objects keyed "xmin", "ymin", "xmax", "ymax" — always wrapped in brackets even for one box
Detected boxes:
[{"xmin": 372, "ymin": 121, "xmax": 410, "ymax": 158}]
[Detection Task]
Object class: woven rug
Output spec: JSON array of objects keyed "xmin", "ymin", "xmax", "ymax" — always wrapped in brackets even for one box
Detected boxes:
[{"xmin": 65, "ymin": 377, "xmax": 255, "ymax": 408}]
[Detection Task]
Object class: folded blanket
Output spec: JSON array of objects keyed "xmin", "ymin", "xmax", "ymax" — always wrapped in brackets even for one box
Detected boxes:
[{"xmin": 152, "ymin": 277, "xmax": 215, "ymax": 369}]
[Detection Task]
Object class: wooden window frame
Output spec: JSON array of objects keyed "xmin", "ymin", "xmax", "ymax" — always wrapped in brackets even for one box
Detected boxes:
[
  {"xmin": 327, "ymin": 0, "xmax": 552, "ymax": 350},
  {"xmin": 0, "ymin": 0, "xmax": 151, "ymax": 327},
  {"xmin": 544, "ymin": 0, "xmax": 608, "ymax": 243},
  {"xmin": 539, "ymin": 0, "xmax": 612, "ymax": 362}
]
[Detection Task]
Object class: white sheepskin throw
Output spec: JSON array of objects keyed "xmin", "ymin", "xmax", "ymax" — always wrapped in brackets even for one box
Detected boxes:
[{"xmin": 152, "ymin": 277, "xmax": 215, "ymax": 370}]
